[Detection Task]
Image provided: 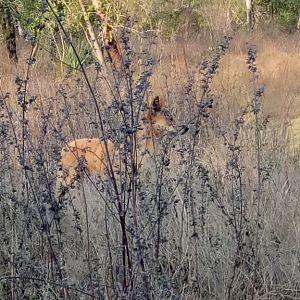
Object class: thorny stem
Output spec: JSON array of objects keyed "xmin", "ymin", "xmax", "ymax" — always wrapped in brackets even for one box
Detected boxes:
[
  {"xmin": 46, "ymin": 1, "xmax": 132, "ymax": 290},
  {"xmin": 249, "ymin": 47, "xmax": 263, "ymax": 300},
  {"xmin": 0, "ymin": 86, "xmax": 63, "ymax": 280},
  {"xmin": 0, "ymin": 275, "xmax": 95, "ymax": 298}
]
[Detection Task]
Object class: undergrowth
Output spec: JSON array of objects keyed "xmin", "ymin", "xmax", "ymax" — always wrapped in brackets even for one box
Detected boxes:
[{"xmin": 0, "ymin": 23, "xmax": 300, "ymax": 300}]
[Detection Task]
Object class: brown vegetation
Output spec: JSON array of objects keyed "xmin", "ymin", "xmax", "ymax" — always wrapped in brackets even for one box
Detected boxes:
[{"xmin": 1, "ymin": 31, "xmax": 300, "ymax": 299}]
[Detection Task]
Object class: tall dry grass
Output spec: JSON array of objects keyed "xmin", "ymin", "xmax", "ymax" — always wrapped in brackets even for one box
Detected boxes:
[{"xmin": 1, "ymin": 30, "xmax": 300, "ymax": 299}]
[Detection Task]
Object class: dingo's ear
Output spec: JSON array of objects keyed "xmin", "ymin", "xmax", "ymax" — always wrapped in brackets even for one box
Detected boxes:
[{"xmin": 151, "ymin": 96, "xmax": 163, "ymax": 113}]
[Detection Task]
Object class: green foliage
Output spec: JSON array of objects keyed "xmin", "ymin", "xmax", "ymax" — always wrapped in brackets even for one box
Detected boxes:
[
  {"xmin": 0, "ymin": 0, "xmax": 17, "ymax": 39},
  {"xmin": 1, "ymin": 0, "xmax": 299, "ymax": 58},
  {"xmin": 230, "ymin": 0, "xmax": 247, "ymax": 24},
  {"xmin": 150, "ymin": 7, "xmax": 183, "ymax": 37},
  {"xmin": 15, "ymin": 0, "xmax": 56, "ymax": 37},
  {"xmin": 256, "ymin": 0, "xmax": 300, "ymax": 31},
  {"xmin": 272, "ymin": 0, "xmax": 300, "ymax": 31},
  {"xmin": 5, "ymin": 0, "xmax": 300, "ymax": 44},
  {"xmin": 61, "ymin": 0, "xmax": 86, "ymax": 34},
  {"xmin": 62, "ymin": 38, "xmax": 91, "ymax": 73}
]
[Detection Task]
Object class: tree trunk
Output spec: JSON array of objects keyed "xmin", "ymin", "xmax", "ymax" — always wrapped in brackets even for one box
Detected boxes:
[
  {"xmin": 0, "ymin": 2, "xmax": 18, "ymax": 62},
  {"xmin": 90, "ymin": 0, "xmax": 122, "ymax": 67},
  {"xmin": 78, "ymin": 0, "xmax": 105, "ymax": 66},
  {"xmin": 246, "ymin": 0, "xmax": 254, "ymax": 31}
]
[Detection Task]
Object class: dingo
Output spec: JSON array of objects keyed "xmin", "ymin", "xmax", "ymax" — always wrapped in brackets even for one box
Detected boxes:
[{"xmin": 55, "ymin": 96, "xmax": 177, "ymax": 198}]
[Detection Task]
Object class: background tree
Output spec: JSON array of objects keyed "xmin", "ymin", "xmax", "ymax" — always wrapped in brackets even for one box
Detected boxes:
[
  {"xmin": 0, "ymin": 1, "xmax": 18, "ymax": 62},
  {"xmin": 2, "ymin": 0, "xmax": 300, "ymax": 67},
  {"xmin": 246, "ymin": 0, "xmax": 254, "ymax": 30}
]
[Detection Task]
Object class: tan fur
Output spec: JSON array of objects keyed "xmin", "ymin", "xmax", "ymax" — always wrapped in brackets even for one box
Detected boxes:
[
  {"xmin": 104, "ymin": 36, "xmax": 122, "ymax": 67},
  {"xmin": 55, "ymin": 96, "xmax": 176, "ymax": 198}
]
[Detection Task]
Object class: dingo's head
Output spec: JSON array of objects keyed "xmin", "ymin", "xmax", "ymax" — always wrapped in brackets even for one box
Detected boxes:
[{"xmin": 146, "ymin": 96, "xmax": 176, "ymax": 137}]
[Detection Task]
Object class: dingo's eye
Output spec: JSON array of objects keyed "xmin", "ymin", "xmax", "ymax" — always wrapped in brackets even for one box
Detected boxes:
[
  {"xmin": 163, "ymin": 110, "xmax": 174, "ymax": 122},
  {"xmin": 163, "ymin": 110, "xmax": 170, "ymax": 117}
]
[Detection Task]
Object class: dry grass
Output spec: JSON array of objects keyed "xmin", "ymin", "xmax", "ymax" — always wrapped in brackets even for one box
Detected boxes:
[{"xmin": 1, "ymin": 31, "xmax": 300, "ymax": 299}]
